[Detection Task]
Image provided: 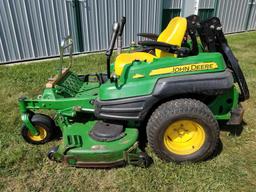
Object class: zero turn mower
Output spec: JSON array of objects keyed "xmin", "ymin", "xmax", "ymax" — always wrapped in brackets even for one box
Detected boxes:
[{"xmin": 18, "ymin": 15, "xmax": 249, "ymax": 168}]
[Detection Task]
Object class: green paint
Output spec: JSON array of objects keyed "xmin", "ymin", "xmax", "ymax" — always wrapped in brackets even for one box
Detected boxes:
[
  {"xmin": 21, "ymin": 113, "xmax": 39, "ymax": 136},
  {"xmin": 57, "ymin": 120, "xmax": 139, "ymax": 164},
  {"xmin": 100, "ymin": 52, "xmax": 226, "ymax": 100},
  {"xmin": 208, "ymin": 86, "xmax": 239, "ymax": 120},
  {"xmin": 18, "ymin": 43, "xmax": 243, "ymax": 166},
  {"xmin": 19, "ymin": 71, "xmax": 99, "ymax": 116}
]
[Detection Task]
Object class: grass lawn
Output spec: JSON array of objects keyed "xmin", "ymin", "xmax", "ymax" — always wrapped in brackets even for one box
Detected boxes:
[{"xmin": 0, "ymin": 32, "xmax": 256, "ymax": 192}]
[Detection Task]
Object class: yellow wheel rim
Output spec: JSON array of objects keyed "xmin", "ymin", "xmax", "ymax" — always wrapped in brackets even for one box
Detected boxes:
[
  {"xmin": 163, "ymin": 120, "xmax": 206, "ymax": 155},
  {"xmin": 27, "ymin": 126, "xmax": 47, "ymax": 142}
]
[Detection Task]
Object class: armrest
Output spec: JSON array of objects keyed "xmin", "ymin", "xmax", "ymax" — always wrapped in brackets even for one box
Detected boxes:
[
  {"xmin": 138, "ymin": 41, "xmax": 191, "ymax": 57},
  {"xmin": 138, "ymin": 41, "xmax": 179, "ymax": 53},
  {"xmin": 137, "ymin": 33, "xmax": 159, "ymax": 41}
]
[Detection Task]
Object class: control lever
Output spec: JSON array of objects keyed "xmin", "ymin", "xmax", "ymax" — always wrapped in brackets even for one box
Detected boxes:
[
  {"xmin": 106, "ymin": 22, "xmax": 120, "ymax": 79},
  {"xmin": 117, "ymin": 17, "xmax": 126, "ymax": 54}
]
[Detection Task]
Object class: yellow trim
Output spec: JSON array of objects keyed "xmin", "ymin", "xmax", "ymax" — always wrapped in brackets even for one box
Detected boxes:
[
  {"xmin": 149, "ymin": 62, "xmax": 218, "ymax": 76},
  {"xmin": 114, "ymin": 52, "xmax": 156, "ymax": 76},
  {"xmin": 163, "ymin": 120, "xmax": 206, "ymax": 155},
  {"xmin": 133, "ymin": 74, "xmax": 145, "ymax": 79},
  {"xmin": 27, "ymin": 126, "xmax": 47, "ymax": 142}
]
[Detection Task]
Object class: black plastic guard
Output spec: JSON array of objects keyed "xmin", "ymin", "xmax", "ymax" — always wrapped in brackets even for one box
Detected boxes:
[
  {"xmin": 89, "ymin": 121, "xmax": 125, "ymax": 141},
  {"xmin": 95, "ymin": 70, "xmax": 234, "ymax": 121},
  {"xmin": 153, "ymin": 69, "xmax": 233, "ymax": 97},
  {"xmin": 197, "ymin": 17, "xmax": 250, "ymax": 101}
]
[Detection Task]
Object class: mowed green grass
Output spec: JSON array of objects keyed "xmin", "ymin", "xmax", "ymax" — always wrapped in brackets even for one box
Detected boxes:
[{"xmin": 0, "ymin": 32, "xmax": 256, "ymax": 192}]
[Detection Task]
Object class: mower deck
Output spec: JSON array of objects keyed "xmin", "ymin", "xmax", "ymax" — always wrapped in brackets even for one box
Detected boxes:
[{"xmin": 52, "ymin": 120, "xmax": 147, "ymax": 168}]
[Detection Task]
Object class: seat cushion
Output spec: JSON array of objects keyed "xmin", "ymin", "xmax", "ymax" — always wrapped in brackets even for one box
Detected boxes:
[{"xmin": 114, "ymin": 52, "xmax": 156, "ymax": 76}]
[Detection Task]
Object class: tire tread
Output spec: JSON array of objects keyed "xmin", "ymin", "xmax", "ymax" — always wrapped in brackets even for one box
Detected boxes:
[{"xmin": 146, "ymin": 99, "xmax": 219, "ymax": 162}]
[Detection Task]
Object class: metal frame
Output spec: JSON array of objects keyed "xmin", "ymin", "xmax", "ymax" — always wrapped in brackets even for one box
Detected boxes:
[{"xmin": 59, "ymin": 35, "xmax": 73, "ymax": 77}]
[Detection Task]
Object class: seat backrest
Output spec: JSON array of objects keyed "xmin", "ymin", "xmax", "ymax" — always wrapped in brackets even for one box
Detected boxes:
[{"xmin": 156, "ymin": 17, "xmax": 187, "ymax": 58}]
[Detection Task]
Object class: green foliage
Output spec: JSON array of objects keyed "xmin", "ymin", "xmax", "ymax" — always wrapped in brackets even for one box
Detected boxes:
[{"xmin": 0, "ymin": 32, "xmax": 256, "ymax": 191}]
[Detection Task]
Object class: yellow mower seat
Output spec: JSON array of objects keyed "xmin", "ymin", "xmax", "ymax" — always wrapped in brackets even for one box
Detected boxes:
[{"xmin": 114, "ymin": 16, "xmax": 187, "ymax": 76}]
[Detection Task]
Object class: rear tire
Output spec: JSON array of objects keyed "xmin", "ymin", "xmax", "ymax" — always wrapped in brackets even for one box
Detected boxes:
[
  {"xmin": 146, "ymin": 99, "xmax": 219, "ymax": 162},
  {"xmin": 21, "ymin": 114, "xmax": 56, "ymax": 145}
]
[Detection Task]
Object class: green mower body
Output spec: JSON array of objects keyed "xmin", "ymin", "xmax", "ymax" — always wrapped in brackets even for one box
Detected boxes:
[{"xmin": 18, "ymin": 16, "xmax": 249, "ymax": 168}]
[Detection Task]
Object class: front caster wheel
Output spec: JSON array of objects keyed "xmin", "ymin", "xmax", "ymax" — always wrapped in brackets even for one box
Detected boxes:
[
  {"xmin": 21, "ymin": 114, "xmax": 56, "ymax": 145},
  {"xmin": 48, "ymin": 146, "xmax": 59, "ymax": 161}
]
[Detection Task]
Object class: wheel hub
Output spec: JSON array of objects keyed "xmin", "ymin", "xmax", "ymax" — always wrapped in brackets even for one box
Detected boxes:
[
  {"xmin": 164, "ymin": 120, "xmax": 206, "ymax": 155},
  {"xmin": 27, "ymin": 126, "xmax": 47, "ymax": 141}
]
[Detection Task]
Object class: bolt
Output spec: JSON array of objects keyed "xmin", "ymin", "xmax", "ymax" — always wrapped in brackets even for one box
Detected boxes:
[
  {"xmin": 216, "ymin": 26, "xmax": 222, "ymax": 31},
  {"xmin": 167, "ymin": 136, "xmax": 172, "ymax": 141}
]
